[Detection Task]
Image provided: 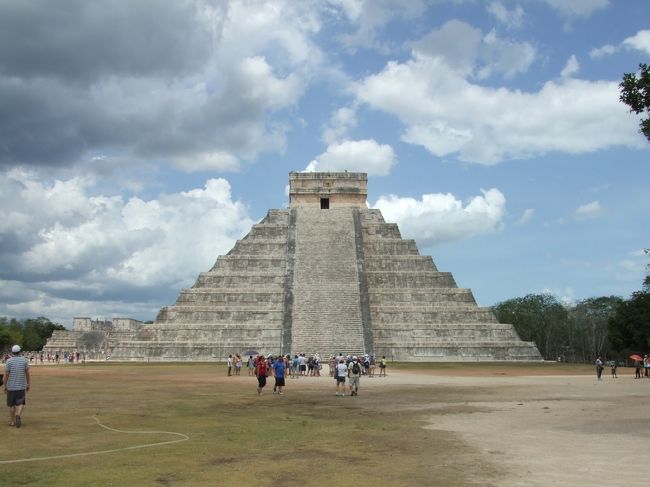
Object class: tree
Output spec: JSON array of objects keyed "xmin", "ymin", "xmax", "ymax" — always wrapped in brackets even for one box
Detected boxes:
[
  {"xmin": 493, "ymin": 293, "xmax": 569, "ymax": 360},
  {"xmin": 608, "ymin": 290, "xmax": 650, "ymax": 354},
  {"xmin": 568, "ymin": 296, "xmax": 623, "ymax": 361},
  {"xmin": 619, "ymin": 63, "xmax": 650, "ymax": 141}
]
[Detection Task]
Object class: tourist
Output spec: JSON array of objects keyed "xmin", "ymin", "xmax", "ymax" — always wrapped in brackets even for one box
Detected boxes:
[
  {"xmin": 635, "ymin": 359, "xmax": 642, "ymax": 379},
  {"xmin": 610, "ymin": 361, "xmax": 617, "ymax": 378},
  {"xmin": 235, "ymin": 355, "xmax": 242, "ymax": 376},
  {"xmin": 272, "ymin": 354, "xmax": 286, "ymax": 394},
  {"xmin": 313, "ymin": 354, "xmax": 321, "ymax": 377},
  {"xmin": 291, "ymin": 355, "xmax": 299, "ymax": 379},
  {"xmin": 348, "ymin": 356, "xmax": 361, "ymax": 396},
  {"xmin": 227, "ymin": 354, "xmax": 233, "ymax": 376},
  {"xmin": 379, "ymin": 356, "xmax": 387, "ymax": 377},
  {"xmin": 3, "ymin": 345, "xmax": 30, "ymax": 428},
  {"xmin": 335, "ymin": 358, "xmax": 347, "ymax": 396},
  {"xmin": 362, "ymin": 354, "xmax": 370, "ymax": 375},
  {"xmin": 256, "ymin": 355, "xmax": 268, "ymax": 395},
  {"xmin": 644, "ymin": 355, "xmax": 649, "ymax": 378},
  {"xmin": 247, "ymin": 355, "xmax": 255, "ymax": 376},
  {"xmin": 299, "ymin": 354, "xmax": 306, "ymax": 376},
  {"xmin": 595, "ymin": 356, "xmax": 603, "ymax": 380},
  {"xmin": 369, "ymin": 355, "xmax": 376, "ymax": 377}
]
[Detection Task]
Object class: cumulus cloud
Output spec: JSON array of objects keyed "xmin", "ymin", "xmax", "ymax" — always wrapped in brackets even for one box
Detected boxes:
[
  {"xmin": 560, "ymin": 55, "xmax": 580, "ymax": 79},
  {"xmin": 306, "ymin": 139, "xmax": 395, "ymax": 175},
  {"xmin": 322, "ymin": 106, "xmax": 359, "ymax": 145},
  {"xmin": 622, "ymin": 30, "xmax": 650, "ymax": 55},
  {"xmin": 573, "ymin": 201, "xmax": 603, "ymax": 219},
  {"xmin": 541, "ymin": 0, "xmax": 610, "ymax": 18},
  {"xmin": 516, "ymin": 208, "xmax": 535, "ymax": 225},
  {"xmin": 590, "ymin": 29, "xmax": 650, "ymax": 58},
  {"xmin": 354, "ymin": 33, "xmax": 644, "ymax": 164},
  {"xmin": 372, "ymin": 188, "xmax": 506, "ymax": 247},
  {"xmin": 329, "ymin": 0, "xmax": 426, "ymax": 52},
  {"xmin": 0, "ymin": 171, "xmax": 255, "ymax": 320},
  {"xmin": 411, "ymin": 20, "xmax": 535, "ymax": 80},
  {"xmin": 487, "ymin": 1, "xmax": 524, "ymax": 29},
  {"xmin": 0, "ymin": 0, "xmax": 322, "ymax": 171}
]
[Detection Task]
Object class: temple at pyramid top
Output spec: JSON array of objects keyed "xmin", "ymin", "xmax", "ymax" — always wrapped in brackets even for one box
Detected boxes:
[
  {"xmin": 289, "ymin": 171, "xmax": 367, "ymax": 208},
  {"xmin": 45, "ymin": 171, "xmax": 542, "ymax": 362}
]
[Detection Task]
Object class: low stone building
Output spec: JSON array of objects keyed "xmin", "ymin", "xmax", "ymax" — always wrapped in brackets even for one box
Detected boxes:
[{"xmin": 43, "ymin": 317, "xmax": 143, "ymax": 359}]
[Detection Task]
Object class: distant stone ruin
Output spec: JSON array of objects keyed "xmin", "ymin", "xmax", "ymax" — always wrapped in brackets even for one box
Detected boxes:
[
  {"xmin": 44, "ymin": 317, "xmax": 143, "ymax": 359},
  {"xmin": 45, "ymin": 172, "xmax": 541, "ymax": 362}
]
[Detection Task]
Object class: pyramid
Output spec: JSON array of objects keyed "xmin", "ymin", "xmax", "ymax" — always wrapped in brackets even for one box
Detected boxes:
[{"xmin": 106, "ymin": 172, "xmax": 541, "ymax": 361}]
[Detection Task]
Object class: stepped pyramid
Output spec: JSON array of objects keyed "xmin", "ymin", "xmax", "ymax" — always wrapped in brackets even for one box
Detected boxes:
[{"xmin": 109, "ymin": 172, "xmax": 541, "ymax": 361}]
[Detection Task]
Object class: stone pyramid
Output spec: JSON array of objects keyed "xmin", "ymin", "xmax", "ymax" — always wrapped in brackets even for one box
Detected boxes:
[{"xmin": 109, "ymin": 172, "xmax": 541, "ymax": 361}]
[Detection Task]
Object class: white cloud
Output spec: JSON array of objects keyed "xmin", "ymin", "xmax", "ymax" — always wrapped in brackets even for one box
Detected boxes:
[
  {"xmin": 372, "ymin": 188, "xmax": 506, "ymax": 246},
  {"xmin": 322, "ymin": 106, "xmax": 359, "ymax": 144},
  {"xmin": 487, "ymin": 1, "xmax": 524, "ymax": 29},
  {"xmin": 589, "ymin": 44, "xmax": 618, "ymax": 58},
  {"xmin": 306, "ymin": 139, "xmax": 395, "ymax": 175},
  {"xmin": 560, "ymin": 55, "xmax": 580, "ymax": 78},
  {"xmin": 354, "ymin": 47, "xmax": 644, "ymax": 164},
  {"xmin": 329, "ymin": 0, "xmax": 426, "ymax": 52},
  {"xmin": 411, "ymin": 20, "xmax": 535, "ymax": 80},
  {"xmin": 0, "ymin": 172, "xmax": 255, "ymax": 320},
  {"xmin": 573, "ymin": 200, "xmax": 603, "ymax": 219},
  {"xmin": 623, "ymin": 30, "xmax": 650, "ymax": 55},
  {"xmin": 541, "ymin": 0, "xmax": 610, "ymax": 18},
  {"xmin": 516, "ymin": 208, "xmax": 535, "ymax": 225},
  {"xmin": 591, "ymin": 30, "xmax": 650, "ymax": 58}
]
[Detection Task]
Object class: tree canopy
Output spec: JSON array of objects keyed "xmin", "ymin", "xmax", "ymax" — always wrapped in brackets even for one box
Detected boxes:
[
  {"xmin": 619, "ymin": 63, "xmax": 650, "ymax": 141},
  {"xmin": 0, "ymin": 316, "xmax": 65, "ymax": 352}
]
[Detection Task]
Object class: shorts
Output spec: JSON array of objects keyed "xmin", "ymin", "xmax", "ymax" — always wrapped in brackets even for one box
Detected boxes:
[
  {"xmin": 336, "ymin": 376, "xmax": 346, "ymax": 384},
  {"xmin": 300, "ymin": 365, "xmax": 306, "ymax": 372},
  {"xmin": 274, "ymin": 377, "xmax": 285, "ymax": 387},
  {"xmin": 257, "ymin": 375, "xmax": 267, "ymax": 388},
  {"xmin": 349, "ymin": 376, "xmax": 360, "ymax": 388},
  {"xmin": 6, "ymin": 390, "xmax": 26, "ymax": 407}
]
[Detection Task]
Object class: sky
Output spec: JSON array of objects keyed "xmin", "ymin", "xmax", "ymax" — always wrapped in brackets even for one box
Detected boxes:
[{"xmin": 0, "ymin": 0, "xmax": 648, "ymax": 327}]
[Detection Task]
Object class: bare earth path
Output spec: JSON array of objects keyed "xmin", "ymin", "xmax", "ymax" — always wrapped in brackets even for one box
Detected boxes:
[{"xmin": 370, "ymin": 369, "xmax": 650, "ymax": 486}]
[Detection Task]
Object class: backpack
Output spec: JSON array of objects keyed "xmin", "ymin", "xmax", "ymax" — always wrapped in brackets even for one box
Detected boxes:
[{"xmin": 352, "ymin": 362, "xmax": 360, "ymax": 375}]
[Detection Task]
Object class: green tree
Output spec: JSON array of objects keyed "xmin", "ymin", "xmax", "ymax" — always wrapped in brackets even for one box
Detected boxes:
[
  {"xmin": 608, "ymin": 290, "xmax": 650, "ymax": 355},
  {"xmin": 568, "ymin": 296, "xmax": 623, "ymax": 361},
  {"xmin": 619, "ymin": 63, "xmax": 650, "ymax": 141},
  {"xmin": 493, "ymin": 293, "xmax": 569, "ymax": 360}
]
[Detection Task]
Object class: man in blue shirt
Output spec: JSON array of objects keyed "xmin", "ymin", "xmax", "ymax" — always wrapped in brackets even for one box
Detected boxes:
[
  {"xmin": 272, "ymin": 355, "xmax": 286, "ymax": 395},
  {"xmin": 3, "ymin": 345, "xmax": 30, "ymax": 428}
]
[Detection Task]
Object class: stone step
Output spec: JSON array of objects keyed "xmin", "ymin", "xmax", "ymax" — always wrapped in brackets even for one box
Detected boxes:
[
  {"xmin": 194, "ymin": 273, "xmax": 285, "ymax": 288},
  {"xmin": 369, "ymin": 289, "xmax": 477, "ymax": 304},
  {"xmin": 227, "ymin": 240, "xmax": 287, "ymax": 256},
  {"xmin": 210, "ymin": 256, "xmax": 287, "ymax": 272},
  {"xmin": 363, "ymin": 239, "xmax": 419, "ymax": 255},
  {"xmin": 371, "ymin": 309, "xmax": 499, "ymax": 323},
  {"xmin": 361, "ymin": 222, "xmax": 401, "ymax": 239},
  {"xmin": 365, "ymin": 255, "xmax": 437, "ymax": 272},
  {"xmin": 176, "ymin": 290, "xmax": 285, "ymax": 306},
  {"xmin": 366, "ymin": 271, "xmax": 455, "ymax": 287}
]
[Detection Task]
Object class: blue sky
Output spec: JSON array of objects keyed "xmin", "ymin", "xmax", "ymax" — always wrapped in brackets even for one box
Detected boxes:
[{"xmin": 0, "ymin": 0, "xmax": 648, "ymax": 326}]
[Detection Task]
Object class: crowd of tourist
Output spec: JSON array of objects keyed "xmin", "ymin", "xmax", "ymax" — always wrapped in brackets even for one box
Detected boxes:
[{"xmin": 227, "ymin": 352, "xmax": 389, "ymax": 396}]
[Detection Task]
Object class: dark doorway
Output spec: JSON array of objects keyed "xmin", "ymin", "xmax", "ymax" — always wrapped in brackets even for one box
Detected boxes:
[{"xmin": 320, "ymin": 198, "xmax": 329, "ymax": 209}]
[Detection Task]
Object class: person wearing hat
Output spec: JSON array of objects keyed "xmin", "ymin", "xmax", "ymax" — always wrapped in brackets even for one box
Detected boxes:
[{"xmin": 3, "ymin": 345, "xmax": 30, "ymax": 428}]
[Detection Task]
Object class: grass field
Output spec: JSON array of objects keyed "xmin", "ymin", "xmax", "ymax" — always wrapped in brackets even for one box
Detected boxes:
[{"xmin": 0, "ymin": 362, "xmax": 609, "ymax": 486}]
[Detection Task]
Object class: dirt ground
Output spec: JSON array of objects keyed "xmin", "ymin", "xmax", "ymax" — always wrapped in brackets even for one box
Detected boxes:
[
  {"xmin": 20, "ymin": 363, "xmax": 650, "ymax": 486},
  {"xmin": 367, "ymin": 367, "xmax": 650, "ymax": 487}
]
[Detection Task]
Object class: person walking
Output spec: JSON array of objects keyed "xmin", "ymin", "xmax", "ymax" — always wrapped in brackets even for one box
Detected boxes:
[
  {"xmin": 3, "ymin": 345, "xmax": 30, "ymax": 428},
  {"xmin": 227, "ymin": 354, "xmax": 233, "ymax": 376},
  {"xmin": 247, "ymin": 355, "xmax": 255, "ymax": 376},
  {"xmin": 335, "ymin": 358, "xmax": 347, "ymax": 396},
  {"xmin": 256, "ymin": 355, "xmax": 268, "ymax": 395},
  {"xmin": 348, "ymin": 356, "xmax": 361, "ymax": 396},
  {"xmin": 272, "ymin": 355, "xmax": 286, "ymax": 394},
  {"xmin": 595, "ymin": 356, "xmax": 604, "ymax": 380}
]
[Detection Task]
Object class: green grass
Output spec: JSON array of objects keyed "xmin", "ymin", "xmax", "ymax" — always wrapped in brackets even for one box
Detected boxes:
[{"xmin": 1, "ymin": 362, "xmax": 523, "ymax": 486}]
